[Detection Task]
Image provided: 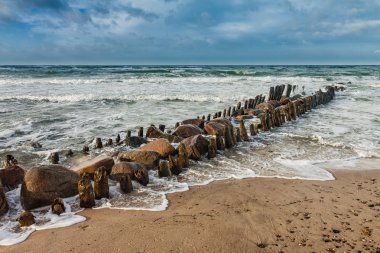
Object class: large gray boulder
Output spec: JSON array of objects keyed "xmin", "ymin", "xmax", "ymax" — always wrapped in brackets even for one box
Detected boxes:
[
  {"xmin": 117, "ymin": 150, "xmax": 160, "ymax": 170},
  {"xmin": 140, "ymin": 138, "xmax": 175, "ymax": 158},
  {"xmin": 21, "ymin": 165, "xmax": 80, "ymax": 210},
  {"xmin": 180, "ymin": 134, "xmax": 209, "ymax": 160},
  {"xmin": 0, "ymin": 165, "xmax": 25, "ymax": 192},
  {"xmin": 110, "ymin": 162, "xmax": 143, "ymax": 181},
  {"xmin": 71, "ymin": 155, "xmax": 114, "ymax": 178},
  {"xmin": 173, "ymin": 124, "xmax": 203, "ymax": 138}
]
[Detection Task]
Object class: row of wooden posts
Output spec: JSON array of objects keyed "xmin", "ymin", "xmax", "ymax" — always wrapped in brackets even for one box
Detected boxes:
[
  {"xmin": 47, "ymin": 84, "xmax": 338, "ymax": 164},
  {"xmin": 4, "ymin": 84, "xmax": 342, "ymax": 228}
]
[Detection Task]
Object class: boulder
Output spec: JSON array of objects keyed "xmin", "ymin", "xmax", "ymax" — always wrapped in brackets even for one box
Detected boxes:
[
  {"xmin": 134, "ymin": 167, "xmax": 149, "ymax": 186},
  {"xmin": 21, "ymin": 165, "xmax": 80, "ymax": 210},
  {"xmin": 235, "ymin": 115, "xmax": 253, "ymax": 121},
  {"xmin": 141, "ymin": 138, "xmax": 175, "ymax": 158},
  {"xmin": 118, "ymin": 151, "xmax": 160, "ymax": 170},
  {"xmin": 146, "ymin": 126, "xmax": 183, "ymax": 143},
  {"xmin": 71, "ymin": 155, "xmax": 114, "ymax": 178},
  {"xmin": 181, "ymin": 119, "xmax": 205, "ymax": 129},
  {"xmin": 18, "ymin": 211, "xmax": 35, "ymax": 227},
  {"xmin": 180, "ymin": 135, "xmax": 209, "ymax": 160},
  {"xmin": 256, "ymin": 102, "xmax": 275, "ymax": 113},
  {"xmin": 267, "ymin": 100, "xmax": 281, "ymax": 108},
  {"xmin": 0, "ymin": 182, "xmax": 9, "ymax": 216},
  {"xmin": 280, "ymin": 97, "xmax": 291, "ymax": 105},
  {"xmin": 204, "ymin": 121, "xmax": 225, "ymax": 136},
  {"xmin": 124, "ymin": 136, "xmax": 147, "ymax": 148},
  {"xmin": 210, "ymin": 118, "xmax": 235, "ymax": 148},
  {"xmin": 51, "ymin": 198, "xmax": 65, "ymax": 215},
  {"xmin": 0, "ymin": 165, "xmax": 25, "ymax": 192},
  {"xmin": 110, "ymin": 162, "xmax": 144, "ymax": 181},
  {"xmin": 173, "ymin": 124, "xmax": 203, "ymax": 138},
  {"xmin": 244, "ymin": 109, "xmax": 263, "ymax": 116}
]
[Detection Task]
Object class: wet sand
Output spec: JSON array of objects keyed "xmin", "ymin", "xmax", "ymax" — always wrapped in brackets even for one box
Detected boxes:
[{"xmin": 2, "ymin": 168, "xmax": 380, "ymax": 253}]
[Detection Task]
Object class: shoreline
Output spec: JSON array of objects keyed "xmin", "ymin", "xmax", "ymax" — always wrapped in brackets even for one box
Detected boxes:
[{"xmin": 2, "ymin": 168, "xmax": 379, "ymax": 253}]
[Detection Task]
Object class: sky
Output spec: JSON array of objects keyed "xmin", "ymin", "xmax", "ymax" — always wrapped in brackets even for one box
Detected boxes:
[{"xmin": 0, "ymin": 0, "xmax": 380, "ymax": 65}]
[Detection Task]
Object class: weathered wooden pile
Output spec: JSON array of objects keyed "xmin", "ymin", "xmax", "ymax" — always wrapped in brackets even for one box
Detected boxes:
[{"xmin": 0, "ymin": 84, "xmax": 343, "ymax": 227}]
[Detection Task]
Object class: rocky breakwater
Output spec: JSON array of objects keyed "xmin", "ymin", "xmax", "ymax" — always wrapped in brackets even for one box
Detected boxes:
[{"xmin": 0, "ymin": 84, "xmax": 343, "ymax": 238}]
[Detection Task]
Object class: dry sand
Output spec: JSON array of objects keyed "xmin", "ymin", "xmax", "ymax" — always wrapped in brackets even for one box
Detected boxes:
[{"xmin": 2, "ymin": 169, "xmax": 380, "ymax": 253}]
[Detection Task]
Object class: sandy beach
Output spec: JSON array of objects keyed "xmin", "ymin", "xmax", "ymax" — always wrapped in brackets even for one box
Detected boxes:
[{"xmin": 2, "ymin": 167, "xmax": 379, "ymax": 253}]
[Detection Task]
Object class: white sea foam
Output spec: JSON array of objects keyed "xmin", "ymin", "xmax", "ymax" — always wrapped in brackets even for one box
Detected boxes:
[
  {"xmin": 0, "ymin": 188, "xmax": 85, "ymax": 246},
  {"xmin": 273, "ymin": 158, "xmax": 335, "ymax": 180}
]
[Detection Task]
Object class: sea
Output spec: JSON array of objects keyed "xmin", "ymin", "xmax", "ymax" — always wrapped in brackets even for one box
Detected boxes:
[{"xmin": 0, "ymin": 65, "xmax": 379, "ymax": 245}]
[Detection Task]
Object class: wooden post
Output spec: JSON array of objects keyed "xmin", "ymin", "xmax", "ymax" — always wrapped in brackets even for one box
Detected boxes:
[
  {"xmin": 225, "ymin": 126, "xmax": 234, "ymax": 148},
  {"xmin": 269, "ymin": 87, "xmax": 275, "ymax": 101},
  {"xmin": 207, "ymin": 114, "xmax": 211, "ymax": 121},
  {"xmin": 116, "ymin": 134, "xmax": 121, "ymax": 144},
  {"xmin": 289, "ymin": 101, "xmax": 296, "ymax": 120},
  {"xmin": 66, "ymin": 149, "xmax": 74, "ymax": 157},
  {"xmin": 82, "ymin": 145, "xmax": 89, "ymax": 154},
  {"xmin": 237, "ymin": 102, "xmax": 241, "ymax": 110},
  {"xmin": 169, "ymin": 155, "xmax": 182, "ymax": 175},
  {"xmin": 178, "ymin": 143, "xmax": 189, "ymax": 168},
  {"xmin": 216, "ymin": 135, "xmax": 226, "ymax": 150},
  {"xmin": 249, "ymin": 124, "xmax": 257, "ymax": 136},
  {"xmin": 127, "ymin": 130, "xmax": 131, "ymax": 137},
  {"xmin": 138, "ymin": 127, "xmax": 144, "ymax": 137},
  {"xmin": 175, "ymin": 122, "xmax": 180, "ymax": 129},
  {"xmin": 227, "ymin": 107, "xmax": 231, "ymax": 117},
  {"xmin": 248, "ymin": 99, "xmax": 252, "ymax": 108},
  {"xmin": 260, "ymin": 114, "xmax": 268, "ymax": 131},
  {"xmin": 235, "ymin": 128, "xmax": 242, "ymax": 142},
  {"xmin": 107, "ymin": 138, "xmax": 113, "ymax": 146},
  {"xmin": 159, "ymin": 124, "xmax": 165, "ymax": 132},
  {"xmin": 120, "ymin": 174, "xmax": 133, "ymax": 193},
  {"xmin": 158, "ymin": 160, "xmax": 171, "ymax": 177},
  {"xmin": 94, "ymin": 167, "xmax": 109, "ymax": 199},
  {"xmin": 266, "ymin": 113, "xmax": 272, "ymax": 130},
  {"xmin": 50, "ymin": 152, "xmax": 59, "ymax": 164},
  {"xmin": 207, "ymin": 137, "xmax": 217, "ymax": 159},
  {"xmin": 274, "ymin": 86, "xmax": 279, "ymax": 101},
  {"xmin": 244, "ymin": 100, "xmax": 249, "ymax": 109},
  {"xmin": 239, "ymin": 120, "xmax": 249, "ymax": 141},
  {"xmin": 95, "ymin": 138, "xmax": 103, "ymax": 149},
  {"xmin": 78, "ymin": 173, "xmax": 95, "ymax": 208},
  {"xmin": 285, "ymin": 84, "xmax": 292, "ymax": 97},
  {"xmin": 223, "ymin": 109, "xmax": 226, "ymax": 117}
]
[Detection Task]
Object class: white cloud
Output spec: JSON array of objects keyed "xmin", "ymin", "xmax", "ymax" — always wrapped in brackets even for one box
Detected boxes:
[
  {"xmin": 331, "ymin": 19, "xmax": 380, "ymax": 35},
  {"xmin": 374, "ymin": 50, "xmax": 380, "ymax": 54},
  {"xmin": 212, "ymin": 21, "xmax": 255, "ymax": 39}
]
